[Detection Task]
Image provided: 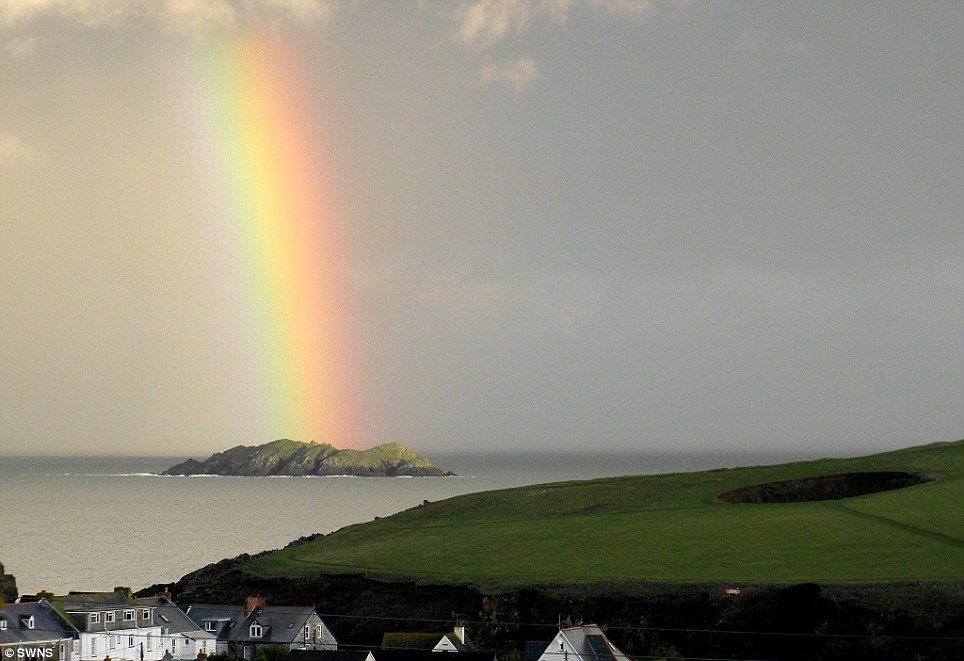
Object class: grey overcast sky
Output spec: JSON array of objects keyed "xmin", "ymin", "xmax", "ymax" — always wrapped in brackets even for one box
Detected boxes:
[{"xmin": 0, "ymin": 1, "xmax": 961, "ymax": 458}]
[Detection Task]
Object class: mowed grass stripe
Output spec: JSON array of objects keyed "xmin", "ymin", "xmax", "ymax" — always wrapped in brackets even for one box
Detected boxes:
[
  {"xmin": 276, "ymin": 504, "xmax": 960, "ymax": 583},
  {"xmin": 245, "ymin": 440, "xmax": 964, "ymax": 586},
  {"xmin": 840, "ymin": 477, "xmax": 964, "ymax": 544}
]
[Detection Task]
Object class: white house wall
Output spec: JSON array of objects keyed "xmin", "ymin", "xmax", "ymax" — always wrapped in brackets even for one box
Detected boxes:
[
  {"xmin": 536, "ymin": 632, "xmax": 579, "ymax": 661},
  {"xmin": 78, "ymin": 627, "xmax": 164, "ymax": 661}
]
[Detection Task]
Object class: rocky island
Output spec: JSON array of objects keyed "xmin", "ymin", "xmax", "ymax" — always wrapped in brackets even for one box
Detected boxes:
[{"xmin": 161, "ymin": 439, "xmax": 452, "ymax": 477}]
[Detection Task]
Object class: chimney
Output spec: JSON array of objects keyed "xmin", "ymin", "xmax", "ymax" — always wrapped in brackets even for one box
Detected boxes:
[
  {"xmin": 244, "ymin": 596, "xmax": 265, "ymax": 617},
  {"xmin": 453, "ymin": 620, "xmax": 465, "ymax": 645}
]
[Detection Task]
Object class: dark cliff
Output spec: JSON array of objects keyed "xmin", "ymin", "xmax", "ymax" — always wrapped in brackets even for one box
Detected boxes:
[
  {"xmin": 0, "ymin": 562, "xmax": 18, "ymax": 602},
  {"xmin": 138, "ymin": 549, "xmax": 963, "ymax": 661}
]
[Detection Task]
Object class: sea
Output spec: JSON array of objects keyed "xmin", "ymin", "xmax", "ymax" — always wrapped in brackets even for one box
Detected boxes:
[{"xmin": 0, "ymin": 450, "xmax": 832, "ymax": 596}]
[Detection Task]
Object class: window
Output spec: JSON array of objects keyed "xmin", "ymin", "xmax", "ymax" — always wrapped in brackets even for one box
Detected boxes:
[
  {"xmin": 129, "ymin": 637, "xmax": 135, "ymax": 648},
  {"xmin": 304, "ymin": 625, "xmax": 310, "ymax": 641},
  {"xmin": 110, "ymin": 636, "xmax": 116, "ymax": 649},
  {"xmin": 0, "ymin": 620, "xmax": 7, "ymax": 631},
  {"xmin": 123, "ymin": 610, "xmax": 135, "ymax": 622},
  {"xmin": 171, "ymin": 640, "xmax": 177, "ymax": 652},
  {"xmin": 142, "ymin": 609, "xmax": 151, "ymax": 621},
  {"xmin": 90, "ymin": 613, "xmax": 100, "ymax": 625},
  {"xmin": 24, "ymin": 616, "xmax": 35, "ymax": 630},
  {"xmin": 91, "ymin": 639, "xmax": 97, "ymax": 656},
  {"xmin": 146, "ymin": 634, "xmax": 152, "ymax": 651},
  {"xmin": 105, "ymin": 612, "xmax": 116, "ymax": 624},
  {"xmin": 60, "ymin": 643, "xmax": 66, "ymax": 658},
  {"xmin": 159, "ymin": 614, "xmax": 170, "ymax": 623},
  {"xmin": 204, "ymin": 622, "xmax": 217, "ymax": 632},
  {"xmin": 250, "ymin": 623, "xmax": 263, "ymax": 639}
]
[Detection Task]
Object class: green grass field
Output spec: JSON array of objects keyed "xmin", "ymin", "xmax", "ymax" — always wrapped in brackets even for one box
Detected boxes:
[{"xmin": 246, "ymin": 440, "xmax": 964, "ymax": 587}]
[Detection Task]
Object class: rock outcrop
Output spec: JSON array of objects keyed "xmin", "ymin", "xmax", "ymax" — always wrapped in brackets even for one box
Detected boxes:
[
  {"xmin": 0, "ymin": 562, "xmax": 18, "ymax": 602},
  {"xmin": 162, "ymin": 440, "xmax": 452, "ymax": 477}
]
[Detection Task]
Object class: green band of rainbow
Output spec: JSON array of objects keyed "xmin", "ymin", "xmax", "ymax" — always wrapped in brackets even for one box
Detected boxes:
[{"xmin": 199, "ymin": 35, "xmax": 359, "ymax": 446}]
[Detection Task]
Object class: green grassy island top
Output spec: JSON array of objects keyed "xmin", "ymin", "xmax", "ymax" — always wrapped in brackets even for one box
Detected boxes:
[{"xmin": 162, "ymin": 440, "xmax": 451, "ymax": 477}]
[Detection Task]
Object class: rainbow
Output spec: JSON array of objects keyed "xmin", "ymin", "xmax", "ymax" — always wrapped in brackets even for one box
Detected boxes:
[{"xmin": 197, "ymin": 35, "xmax": 361, "ymax": 446}]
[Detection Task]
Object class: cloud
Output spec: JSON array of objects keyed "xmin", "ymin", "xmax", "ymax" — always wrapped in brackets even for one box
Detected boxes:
[
  {"xmin": 456, "ymin": 0, "xmax": 660, "ymax": 49},
  {"xmin": 735, "ymin": 27, "xmax": 811, "ymax": 57},
  {"xmin": 421, "ymin": 271, "xmax": 506, "ymax": 310},
  {"xmin": 0, "ymin": 131, "xmax": 38, "ymax": 167},
  {"xmin": 591, "ymin": 0, "xmax": 657, "ymax": 17},
  {"xmin": 454, "ymin": 0, "xmax": 666, "ymax": 94},
  {"xmin": 786, "ymin": 39, "xmax": 810, "ymax": 56},
  {"xmin": 457, "ymin": 0, "xmax": 567, "ymax": 49},
  {"xmin": 479, "ymin": 55, "xmax": 537, "ymax": 92},
  {"xmin": 735, "ymin": 26, "xmax": 767, "ymax": 52},
  {"xmin": 2, "ymin": 33, "xmax": 36, "ymax": 57},
  {"xmin": 0, "ymin": 0, "xmax": 335, "ymax": 35}
]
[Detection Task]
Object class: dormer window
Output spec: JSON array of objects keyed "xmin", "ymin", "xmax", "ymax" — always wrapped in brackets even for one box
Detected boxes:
[
  {"xmin": 123, "ymin": 610, "xmax": 135, "ymax": 622},
  {"xmin": 0, "ymin": 619, "xmax": 7, "ymax": 631},
  {"xmin": 90, "ymin": 613, "xmax": 101, "ymax": 625},
  {"xmin": 142, "ymin": 609, "xmax": 151, "ymax": 620},
  {"xmin": 105, "ymin": 612, "xmax": 116, "ymax": 624},
  {"xmin": 204, "ymin": 621, "xmax": 217, "ymax": 632},
  {"xmin": 250, "ymin": 623, "xmax": 263, "ymax": 638},
  {"xmin": 21, "ymin": 616, "xmax": 35, "ymax": 630}
]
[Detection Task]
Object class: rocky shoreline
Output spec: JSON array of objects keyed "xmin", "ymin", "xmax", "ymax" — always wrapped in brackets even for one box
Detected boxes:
[{"xmin": 162, "ymin": 439, "xmax": 453, "ymax": 477}]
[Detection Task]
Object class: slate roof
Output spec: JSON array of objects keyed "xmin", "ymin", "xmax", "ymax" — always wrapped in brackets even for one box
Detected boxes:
[
  {"xmin": 237, "ymin": 607, "xmax": 317, "ymax": 645},
  {"xmin": 134, "ymin": 598, "xmax": 215, "ymax": 641},
  {"xmin": 183, "ymin": 605, "xmax": 244, "ymax": 639},
  {"xmin": 0, "ymin": 602, "xmax": 73, "ymax": 645},
  {"xmin": 185, "ymin": 605, "xmax": 319, "ymax": 645},
  {"xmin": 50, "ymin": 590, "xmax": 136, "ymax": 612}
]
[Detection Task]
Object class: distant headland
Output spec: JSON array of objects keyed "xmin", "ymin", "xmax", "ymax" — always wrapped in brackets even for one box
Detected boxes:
[{"xmin": 161, "ymin": 439, "xmax": 453, "ymax": 477}]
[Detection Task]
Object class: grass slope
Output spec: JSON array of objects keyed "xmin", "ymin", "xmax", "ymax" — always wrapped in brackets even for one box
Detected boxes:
[{"xmin": 246, "ymin": 440, "xmax": 964, "ymax": 587}]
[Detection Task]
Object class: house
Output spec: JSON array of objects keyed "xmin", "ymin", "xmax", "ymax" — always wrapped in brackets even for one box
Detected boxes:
[
  {"xmin": 185, "ymin": 597, "xmax": 336, "ymax": 660},
  {"xmin": 532, "ymin": 626, "xmax": 630, "ymax": 661},
  {"xmin": 44, "ymin": 588, "xmax": 165, "ymax": 661},
  {"xmin": 0, "ymin": 601, "xmax": 74, "ymax": 661},
  {"xmin": 381, "ymin": 621, "xmax": 472, "ymax": 653},
  {"xmin": 133, "ymin": 596, "xmax": 216, "ymax": 660}
]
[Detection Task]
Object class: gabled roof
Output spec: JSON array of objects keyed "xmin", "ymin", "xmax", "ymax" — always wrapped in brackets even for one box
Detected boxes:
[
  {"xmin": 185, "ymin": 604, "xmax": 319, "ymax": 645},
  {"xmin": 236, "ymin": 607, "xmax": 316, "ymax": 645},
  {"xmin": 539, "ymin": 626, "xmax": 630, "ymax": 661},
  {"xmin": 183, "ymin": 605, "xmax": 244, "ymax": 639},
  {"xmin": 0, "ymin": 602, "xmax": 71, "ymax": 645},
  {"xmin": 134, "ymin": 598, "xmax": 215, "ymax": 640}
]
